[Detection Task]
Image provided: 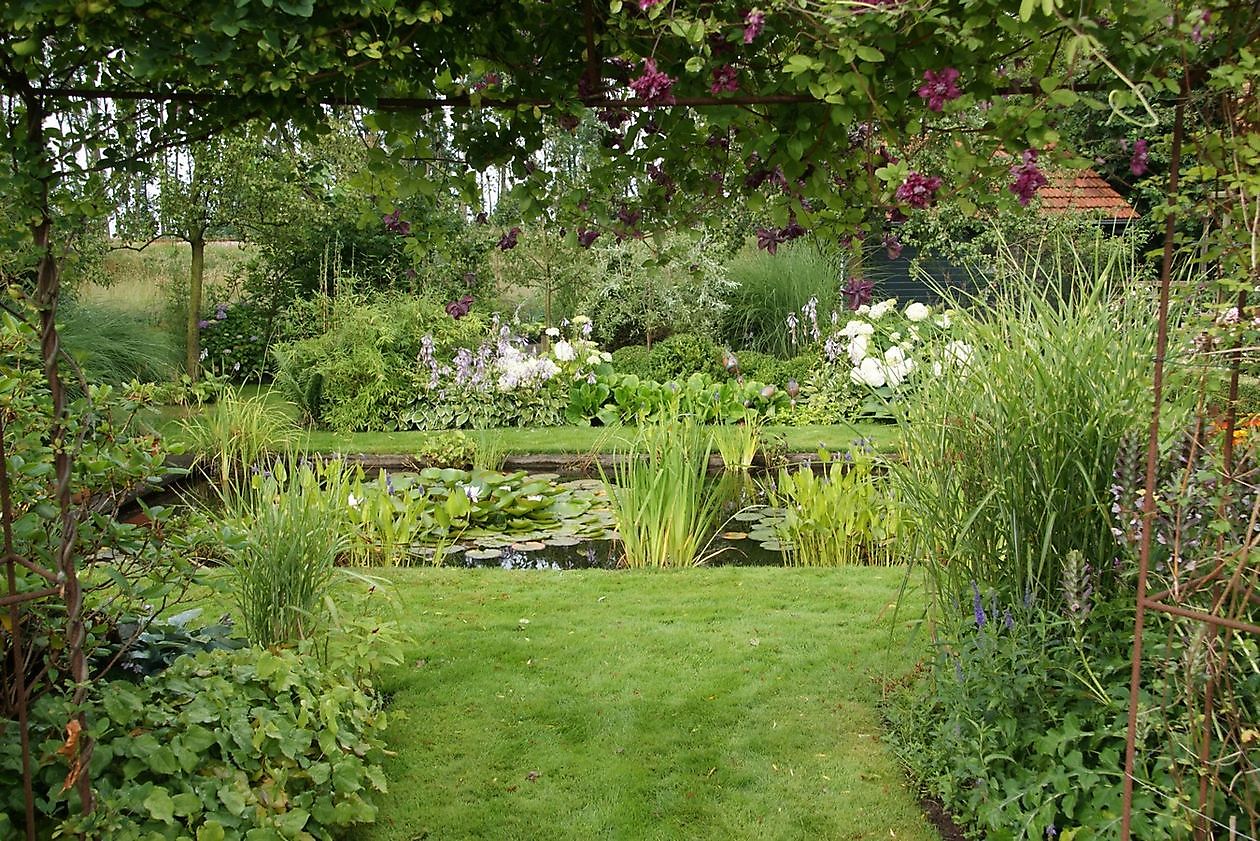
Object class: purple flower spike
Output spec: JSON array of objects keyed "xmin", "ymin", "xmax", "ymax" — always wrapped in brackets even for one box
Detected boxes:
[
  {"xmin": 971, "ymin": 581, "xmax": 987, "ymax": 629},
  {"xmin": 917, "ymin": 68, "xmax": 962, "ymax": 112},
  {"xmin": 197, "ymin": 319, "xmax": 210, "ymax": 329}
]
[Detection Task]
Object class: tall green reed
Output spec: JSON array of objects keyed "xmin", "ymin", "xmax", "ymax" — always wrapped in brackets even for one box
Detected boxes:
[
  {"xmin": 713, "ymin": 418, "xmax": 762, "ymax": 471},
  {"xmin": 225, "ymin": 458, "xmax": 349, "ymax": 648},
  {"xmin": 181, "ymin": 390, "xmax": 303, "ymax": 501},
  {"xmin": 894, "ymin": 232, "xmax": 1164, "ymax": 617},
  {"xmin": 603, "ymin": 421, "xmax": 724, "ymax": 568}
]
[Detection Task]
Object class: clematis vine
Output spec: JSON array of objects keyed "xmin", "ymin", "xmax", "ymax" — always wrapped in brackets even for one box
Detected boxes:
[
  {"xmin": 882, "ymin": 232, "xmax": 903, "ymax": 259},
  {"xmin": 577, "ymin": 228, "xmax": 600, "ymax": 248},
  {"xmin": 629, "ymin": 58, "xmax": 675, "ymax": 105},
  {"xmin": 1129, "ymin": 139, "xmax": 1150, "ymax": 176},
  {"xmin": 710, "ymin": 64, "xmax": 739, "ymax": 94},
  {"xmin": 382, "ymin": 208, "xmax": 410, "ymax": 235},
  {"xmin": 896, "ymin": 172, "xmax": 943, "ymax": 209},
  {"xmin": 916, "ymin": 68, "xmax": 962, "ymax": 111},
  {"xmin": 842, "ymin": 277, "xmax": 875, "ymax": 310},
  {"xmin": 446, "ymin": 295, "xmax": 474, "ymax": 319},
  {"xmin": 756, "ymin": 226, "xmax": 784, "ymax": 254},
  {"xmin": 1008, "ymin": 150, "xmax": 1048, "ymax": 206},
  {"xmin": 498, "ymin": 226, "xmax": 521, "ymax": 250}
]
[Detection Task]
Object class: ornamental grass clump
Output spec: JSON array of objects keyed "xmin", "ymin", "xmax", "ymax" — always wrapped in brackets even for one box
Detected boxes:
[
  {"xmin": 604, "ymin": 421, "xmax": 724, "ymax": 568},
  {"xmin": 767, "ymin": 449, "xmax": 900, "ymax": 566},
  {"xmin": 226, "ymin": 459, "xmax": 348, "ymax": 647},
  {"xmin": 181, "ymin": 390, "xmax": 303, "ymax": 502},
  {"xmin": 893, "ymin": 233, "xmax": 1164, "ymax": 615}
]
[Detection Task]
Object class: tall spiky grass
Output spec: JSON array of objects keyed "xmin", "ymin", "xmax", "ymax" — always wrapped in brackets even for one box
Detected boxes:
[
  {"xmin": 767, "ymin": 453, "xmax": 900, "ymax": 567},
  {"xmin": 603, "ymin": 421, "xmax": 724, "ymax": 568},
  {"xmin": 226, "ymin": 459, "xmax": 348, "ymax": 648},
  {"xmin": 893, "ymin": 232, "xmax": 1167, "ymax": 617},
  {"xmin": 720, "ymin": 240, "xmax": 840, "ymax": 357},
  {"xmin": 58, "ymin": 302, "xmax": 180, "ymax": 385},
  {"xmin": 181, "ymin": 390, "xmax": 303, "ymax": 501},
  {"xmin": 713, "ymin": 419, "xmax": 761, "ymax": 471}
]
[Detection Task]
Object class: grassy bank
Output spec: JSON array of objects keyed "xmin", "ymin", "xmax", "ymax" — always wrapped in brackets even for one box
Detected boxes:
[{"xmin": 157, "ymin": 386, "xmax": 901, "ymax": 456}]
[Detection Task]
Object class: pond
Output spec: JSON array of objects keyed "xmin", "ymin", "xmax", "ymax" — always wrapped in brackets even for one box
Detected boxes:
[{"xmin": 129, "ymin": 465, "xmax": 818, "ymax": 570}]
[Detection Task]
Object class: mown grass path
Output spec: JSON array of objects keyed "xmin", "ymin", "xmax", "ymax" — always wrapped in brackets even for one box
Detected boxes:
[{"xmin": 360, "ymin": 567, "xmax": 937, "ymax": 841}]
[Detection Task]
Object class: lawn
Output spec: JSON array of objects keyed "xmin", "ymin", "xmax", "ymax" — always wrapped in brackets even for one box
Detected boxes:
[
  {"xmin": 358, "ymin": 566, "xmax": 935, "ymax": 841},
  {"xmin": 157, "ymin": 385, "xmax": 902, "ymax": 456}
]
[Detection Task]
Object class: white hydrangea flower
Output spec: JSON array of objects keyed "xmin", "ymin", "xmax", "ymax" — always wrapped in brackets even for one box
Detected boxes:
[
  {"xmin": 545, "ymin": 326, "xmax": 561, "ymax": 337},
  {"xmin": 851, "ymin": 356, "xmax": 887, "ymax": 388},
  {"xmin": 839, "ymin": 319, "xmax": 875, "ymax": 338},
  {"xmin": 868, "ymin": 298, "xmax": 897, "ymax": 320},
  {"xmin": 905, "ymin": 302, "xmax": 931, "ymax": 322}
]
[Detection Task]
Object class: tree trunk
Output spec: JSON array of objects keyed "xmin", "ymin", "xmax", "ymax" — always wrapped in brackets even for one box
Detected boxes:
[{"xmin": 187, "ymin": 234, "xmax": 206, "ymax": 380}]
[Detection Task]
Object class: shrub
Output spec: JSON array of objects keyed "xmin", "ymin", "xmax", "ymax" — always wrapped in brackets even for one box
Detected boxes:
[
  {"xmin": 645, "ymin": 333, "xmax": 724, "ymax": 380},
  {"xmin": 611, "ymin": 344, "xmax": 653, "ymax": 377},
  {"xmin": 272, "ymin": 295, "xmax": 487, "ymax": 431},
  {"xmin": 1, "ymin": 646, "xmax": 392, "ymax": 839},
  {"xmin": 885, "ymin": 597, "xmax": 1192, "ymax": 840},
  {"xmin": 198, "ymin": 299, "xmax": 274, "ymax": 381}
]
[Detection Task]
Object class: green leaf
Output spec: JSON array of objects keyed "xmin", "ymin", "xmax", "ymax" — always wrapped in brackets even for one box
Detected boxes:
[
  {"xmin": 144, "ymin": 787, "xmax": 176, "ymax": 823},
  {"xmin": 855, "ymin": 46, "xmax": 884, "ymax": 63}
]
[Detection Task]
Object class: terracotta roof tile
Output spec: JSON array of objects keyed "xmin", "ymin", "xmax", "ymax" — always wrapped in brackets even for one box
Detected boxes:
[{"xmin": 1039, "ymin": 169, "xmax": 1137, "ymax": 219}]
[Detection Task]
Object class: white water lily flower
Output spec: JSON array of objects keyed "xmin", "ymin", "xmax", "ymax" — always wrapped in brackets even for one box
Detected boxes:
[
  {"xmin": 839, "ymin": 319, "xmax": 875, "ymax": 338},
  {"xmin": 553, "ymin": 340, "xmax": 576, "ymax": 362},
  {"xmin": 905, "ymin": 302, "xmax": 931, "ymax": 322},
  {"xmin": 851, "ymin": 357, "xmax": 887, "ymax": 388},
  {"xmin": 848, "ymin": 334, "xmax": 870, "ymax": 365},
  {"xmin": 462, "ymin": 484, "xmax": 483, "ymax": 502},
  {"xmin": 868, "ymin": 298, "xmax": 896, "ymax": 320}
]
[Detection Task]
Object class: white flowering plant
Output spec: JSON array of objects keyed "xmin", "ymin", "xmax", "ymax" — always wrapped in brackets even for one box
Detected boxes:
[
  {"xmin": 783, "ymin": 296, "xmax": 968, "ymax": 420},
  {"xmin": 403, "ymin": 316, "xmax": 611, "ymax": 430}
]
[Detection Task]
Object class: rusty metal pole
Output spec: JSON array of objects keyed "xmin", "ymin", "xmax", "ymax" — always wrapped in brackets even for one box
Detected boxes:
[{"xmin": 1120, "ymin": 95, "xmax": 1187, "ymax": 841}]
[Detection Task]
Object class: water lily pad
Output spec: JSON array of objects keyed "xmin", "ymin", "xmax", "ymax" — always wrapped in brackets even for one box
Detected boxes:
[
  {"xmin": 758, "ymin": 539, "xmax": 787, "ymax": 552},
  {"xmin": 731, "ymin": 510, "xmax": 764, "ymax": 522},
  {"xmin": 510, "ymin": 541, "xmax": 547, "ymax": 551},
  {"xmin": 465, "ymin": 548, "xmax": 503, "ymax": 561},
  {"xmin": 721, "ymin": 531, "xmax": 750, "ymax": 540},
  {"xmin": 546, "ymin": 535, "xmax": 583, "ymax": 547}
]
